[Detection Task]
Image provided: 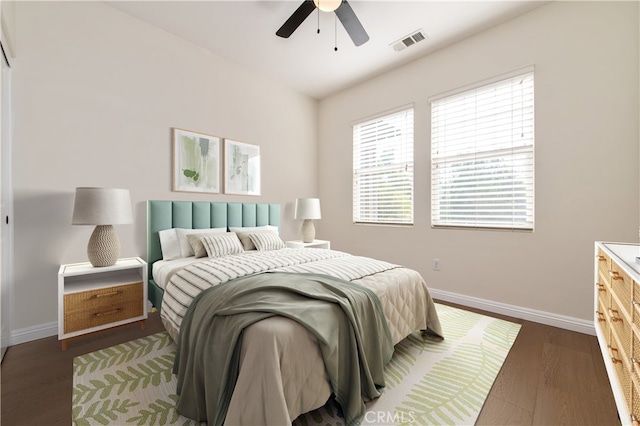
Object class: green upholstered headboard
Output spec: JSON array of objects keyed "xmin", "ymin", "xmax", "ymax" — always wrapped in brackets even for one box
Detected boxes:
[
  {"xmin": 146, "ymin": 200, "xmax": 281, "ymax": 309},
  {"xmin": 147, "ymin": 200, "xmax": 281, "ymax": 269}
]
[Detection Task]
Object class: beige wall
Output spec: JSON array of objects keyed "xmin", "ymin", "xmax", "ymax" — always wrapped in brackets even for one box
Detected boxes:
[
  {"xmin": 10, "ymin": 2, "xmax": 318, "ymax": 333},
  {"xmin": 8, "ymin": 1, "xmax": 640, "ymax": 338},
  {"xmin": 317, "ymin": 1, "xmax": 640, "ymax": 323}
]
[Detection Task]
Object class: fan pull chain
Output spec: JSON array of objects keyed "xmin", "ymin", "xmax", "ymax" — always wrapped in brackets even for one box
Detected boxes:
[
  {"xmin": 317, "ymin": 7, "xmax": 320, "ymax": 34},
  {"xmin": 334, "ymin": 13, "xmax": 338, "ymax": 51}
]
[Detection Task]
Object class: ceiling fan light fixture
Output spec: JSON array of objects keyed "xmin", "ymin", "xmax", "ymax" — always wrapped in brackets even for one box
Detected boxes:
[
  {"xmin": 276, "ymin": 0, "xmax": 368, "ymax": 47},
  {"xmin": 313, "ymin": 0, "xmax": 341, "ymax": 13}
]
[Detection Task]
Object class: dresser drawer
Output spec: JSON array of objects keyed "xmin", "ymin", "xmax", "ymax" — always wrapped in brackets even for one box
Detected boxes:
[
  {"xmin": 632, "ymin": 380, "xmax": 640, "ymax": 425},
  {"xmin": 597, "ymin": 279, "xmax": 610, "ymax": 310},
  {"xmin": 610, "ymin": 338, "xmax": 632, "ymax": 408},
  {"xmin": 610, "ymin": 295, "xmax": 632, "ymax": 360},
  {"xmin": 611, "ymin": 262, "xmax": 635, "ymax": 317},
  {"xmin": 64, "ymin": 282, "xmax": 143, "ymax": 333},
  {"xmin": 597, "ymin": 296, "xmax": 610, "ymax": 346},
  {"xmin": 598, "ymin": 249, "xmax": 612, "ymax": 282}
]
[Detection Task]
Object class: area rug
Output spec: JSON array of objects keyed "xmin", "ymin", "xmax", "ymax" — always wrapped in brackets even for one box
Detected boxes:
[{"xmin": 72, "ymin": 304, "xmax": 521, "ymax": 426}]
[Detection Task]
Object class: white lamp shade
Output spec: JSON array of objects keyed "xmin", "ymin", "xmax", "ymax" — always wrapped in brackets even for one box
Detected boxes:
[
  {"xmin": 72, "ymin": 187, "xmax": 133, "ymax": 225},
  {"xmin": 294, "ymin": 198, "xmax": 321, "ymax": 220}
]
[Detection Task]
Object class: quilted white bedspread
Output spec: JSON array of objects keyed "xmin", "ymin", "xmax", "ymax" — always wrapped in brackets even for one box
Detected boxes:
[{"xmin": 159, "ymin": 248, "xmax": 442, "ymax": 425}]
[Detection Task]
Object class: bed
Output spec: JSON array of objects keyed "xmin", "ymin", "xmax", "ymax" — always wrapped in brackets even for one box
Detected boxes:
[{"xmin": 146, "ymin": 200, "xmax": 442, "ymax": 425}]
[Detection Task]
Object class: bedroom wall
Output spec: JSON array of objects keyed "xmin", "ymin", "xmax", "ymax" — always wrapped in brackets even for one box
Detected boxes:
[
  {"xmin": 317, "ymin": 1, "xmax": 640, "ymax": 327},
  {"xmin": 10, "ymin": 2, "xmax": 318, "ymax": 337}
]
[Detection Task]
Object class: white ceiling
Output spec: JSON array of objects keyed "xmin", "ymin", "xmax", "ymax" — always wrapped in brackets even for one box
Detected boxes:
[{"xmin": 107, "ymin": 1, "xmax": 545, "ymax": 99}]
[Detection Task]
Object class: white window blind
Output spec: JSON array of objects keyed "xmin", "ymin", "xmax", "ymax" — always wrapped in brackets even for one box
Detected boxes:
[
  {"xmin": 431, "ymin": 70, "xmax": 534, "ymax": 230},
  {"xmin": 353, "ymin": 107, "xmax": 414, "ymax": 225}
]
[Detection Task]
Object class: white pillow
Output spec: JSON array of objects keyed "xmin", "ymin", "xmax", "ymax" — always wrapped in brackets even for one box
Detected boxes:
[
  {"xmin": 229, "ymin": 226, "xmax": 279, "ymax": 251},
  {"xmin": 201, "ymin": 233, "xmax": 244, "ymax": 258},
  {"xmin": 160, "ymin": 227, "xmax": 228, "ymax": 259},
  {"xmin": 158, "ymin": 228, "xmax": 181, "ymax": 260},
  {"xmin": 229, "ymin": 225, "xmax": 279, "ymax": 234},
  {"xmin": 176, "ymin": 227, "xmax": 227, "ymax": 258},
  {"xmin": 249, "ymin": 232, "xmax": 286, "ymax": 251}
]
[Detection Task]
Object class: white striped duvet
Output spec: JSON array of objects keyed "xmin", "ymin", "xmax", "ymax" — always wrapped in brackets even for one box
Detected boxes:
[
  {"xmin": 160, "ymin": 248, "xmax": 399, "ymax": 338},
  {"xmin": 158, "ymin": 247, "xmax": 441, "ymax": 425}
]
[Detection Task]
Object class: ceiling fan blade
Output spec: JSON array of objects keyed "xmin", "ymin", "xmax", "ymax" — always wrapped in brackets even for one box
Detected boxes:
[
  {"xmin": 276, "ymin": 0, "xmax": 316, "ymax": 38},
  {"xmin": 335, "ymin": 1, "xmax": 369, "ymax": 46}
]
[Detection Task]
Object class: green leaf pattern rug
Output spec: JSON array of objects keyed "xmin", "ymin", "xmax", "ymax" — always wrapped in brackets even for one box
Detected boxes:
[{"xmin": 73, "ymin": 304, "xmax": 521, "ymax": 425}]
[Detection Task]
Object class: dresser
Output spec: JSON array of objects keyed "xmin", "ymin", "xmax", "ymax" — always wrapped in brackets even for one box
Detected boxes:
[
  {"xmin": 58, "ymin": 257, "xmax": 147, "ymax": 350},
  {"xmin": 595, "ymin": 242, "xmax": 640, "ymax": 425}
]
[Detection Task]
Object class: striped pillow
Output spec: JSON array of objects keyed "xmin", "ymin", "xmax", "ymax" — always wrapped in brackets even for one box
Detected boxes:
[
  {"xmin": 231, "ymin": 226, "xmax": 279, "ymax": 250},
  {"xmin": 201, "ymin": 233, "xmax": 244, "ymax": 258},
  {"xmin": 187, "ymin": 232, "xmax": 233, "ymax": 258},
  {"xmin": 249, "ymin": 232, "xmax": 286, "ymax": 251}
]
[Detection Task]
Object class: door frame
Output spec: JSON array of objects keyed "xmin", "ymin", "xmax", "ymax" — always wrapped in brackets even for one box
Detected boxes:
[{"xmin": 1, "ymin": 39, "xmax": 13, "ymax": 361}]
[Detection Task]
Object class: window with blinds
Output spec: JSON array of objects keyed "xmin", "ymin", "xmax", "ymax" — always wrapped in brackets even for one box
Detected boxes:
[
  {"xmin": 353, "ymin": 107, "xmax": 414, "ymax": 225},
  {"xmin": 431, "ymin": 68, "xmax": 534, "ymax": 230}
]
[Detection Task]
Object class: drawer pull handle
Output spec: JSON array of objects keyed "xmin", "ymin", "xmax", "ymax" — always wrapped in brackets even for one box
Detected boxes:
[
  {"xmin": 597, "ymin": 255, "xmax": 606, "ymax": 261},
  {"xmin": 608, "ymin": 308, "xmax": 622, "ymax": 322},
  {"xmin": 93, "ymin": 290, "xmax": 121, "ymax": 298},
  {"xmin": 608, "ymin": 270, "xmax": 624, "ymax": 281},
  {"xmin": 596, "ymin": 283, "xmax": 606, "ymax": 292},
  {"xmin": 608, "ymin": 345, "xmax": 622, "ymax": 364},
  {"xmin": 596, "ymin": 310, "xmax": 606, "ymax": 322},
  {"xmin": 632, "ymin": 414, "xmax": 639, "ymax": 426},
  {"xmin": 94, "ymin": 308, "xmax": 121, "ymax": 317}
]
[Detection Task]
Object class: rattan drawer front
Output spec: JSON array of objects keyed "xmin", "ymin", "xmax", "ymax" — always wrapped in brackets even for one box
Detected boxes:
[
  {"xmin": 597, "ymin": 297, "xmax": 611, "ymax": 346},
  {"xmin": 611, "ymin": 263, "xmax": 635, "ymax": 317},
  {"xmin": 64, "ymin": 298, "xmax": 143, "ymax": 333},
  {"xmin": 633, "ymin": 283, "xmax": 640, "ymax": 328},
  {"xmin": 65, "ymin": 282, "xmax": 142, "ymax": 313},
  {"xmin": 633, "ymin": 334, "xmax": 640, "ymax": 370},
  {"xmin": 64, "ymin": 282, "xmax": 143, "ymax": 333},
  {"xmin": 633, "ymin": 378, "xmax": 640, "ymax": 425},
  {"xmin": 598, "ymin": 249, "xmax": 612, "ymax": 284},
  {"xmin": 597, "ymin": 280, "xmax": 610, "ymax": 311},
  {"xmin": 610, "ymin": 337, "xmax": 632, "ymax": 408},
  {"xmin": 610, "ymin": 296, "xmax": 632, "ymax": 359},
  {"xmin": 633, "ymin": 301, "xmax": 640, "ymax": 343}
]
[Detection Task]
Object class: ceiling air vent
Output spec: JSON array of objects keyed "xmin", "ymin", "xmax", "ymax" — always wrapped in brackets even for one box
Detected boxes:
[{"xmin": 391, "ymin": 29, "xmax": 427, "ymax": 52}]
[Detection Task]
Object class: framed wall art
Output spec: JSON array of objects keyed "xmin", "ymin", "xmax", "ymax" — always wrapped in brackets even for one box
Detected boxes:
[
  {"xmin": 173, "ymin": 128, "xmax": 221, "ymax": 194},
  {"xmin": 224, "ymin": 139, "xmax": 261, "ymax": 196}
]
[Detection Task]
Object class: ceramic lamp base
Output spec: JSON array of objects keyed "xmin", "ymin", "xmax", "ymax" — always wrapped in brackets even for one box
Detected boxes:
[
  {"xmin": 301, "ymin": 219, "xmax": 316, "ymax": 243},
  {"xmin": 87, "ymin": 225, "xmax": 120, "ymax": 267}
]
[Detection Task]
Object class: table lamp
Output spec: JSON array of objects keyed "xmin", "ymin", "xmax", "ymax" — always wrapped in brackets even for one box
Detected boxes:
[
  {"xmin": 294, "ymin": 198, "xmax": 321, "ymax": 243},
  {"xmin": 72, "ymin": 187, "xmax": 133, "ymax": 267}
]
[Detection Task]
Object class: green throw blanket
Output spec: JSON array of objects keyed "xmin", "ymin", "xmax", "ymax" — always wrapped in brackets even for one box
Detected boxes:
[{"xmin": 173, "ymin": 271, "xmax": 394, "ymax": 426}]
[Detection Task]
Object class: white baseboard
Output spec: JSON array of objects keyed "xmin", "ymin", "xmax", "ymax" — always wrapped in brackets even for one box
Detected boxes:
[
  {"xmin": 10, "ymin": 321, "xmax": 57, "ymax": 346},
  {"xmin": 430, "ymin": 288, "xmax": 595, "ymax": 336}
]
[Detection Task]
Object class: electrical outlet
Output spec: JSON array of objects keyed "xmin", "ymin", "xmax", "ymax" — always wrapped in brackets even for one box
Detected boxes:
[{"xmin": 432, "ymin": 258, "xmax": 440, "ymax": 271}]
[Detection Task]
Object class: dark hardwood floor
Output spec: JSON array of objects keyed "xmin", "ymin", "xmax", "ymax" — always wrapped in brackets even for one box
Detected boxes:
[{"xmin": 0, "ymin": 303, "xmax": 620, "ymax": 426}]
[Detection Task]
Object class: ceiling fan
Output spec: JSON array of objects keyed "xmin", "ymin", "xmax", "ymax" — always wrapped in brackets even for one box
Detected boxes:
[{"xmin": 276, "ymin": 0, "xmax": 369, "ymax": 47}]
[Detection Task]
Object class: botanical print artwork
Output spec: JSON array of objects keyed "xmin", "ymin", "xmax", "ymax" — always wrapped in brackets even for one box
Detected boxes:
[
  {"xmin": 173, "ymin": 128, "xmax": 221, "ymax": 193},
  {"xmin": 224, "ymin": 139, "xmax": 260, "ymax": 196}
]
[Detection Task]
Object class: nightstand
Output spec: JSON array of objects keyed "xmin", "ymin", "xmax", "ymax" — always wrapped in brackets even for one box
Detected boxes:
[
  {"xmin": 286, "ymin": 239, "xmax": 331, "ymax": 249},
  {"xmin": 58, "ymin": 257, "xmax": 148, "ymax": 350}
]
